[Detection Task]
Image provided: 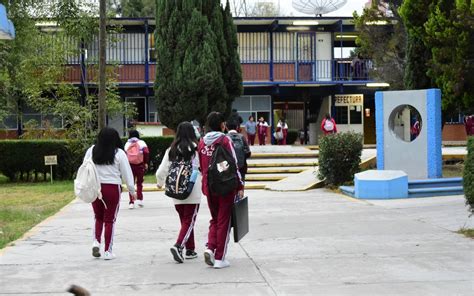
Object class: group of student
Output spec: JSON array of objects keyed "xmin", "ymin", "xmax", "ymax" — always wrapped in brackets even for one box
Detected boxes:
[
  {"xmin": 243, "ymin": 115, "xmax": 290, "ymax": 146},
  {"xmin": 83, "ymin": 112, "xmax": 248, "ymax": 269}
]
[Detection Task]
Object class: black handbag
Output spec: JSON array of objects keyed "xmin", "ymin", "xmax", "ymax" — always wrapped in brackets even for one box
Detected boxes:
[{"xmin": 231, "ymin": 196, "xmax": 249, "ymax": 242}]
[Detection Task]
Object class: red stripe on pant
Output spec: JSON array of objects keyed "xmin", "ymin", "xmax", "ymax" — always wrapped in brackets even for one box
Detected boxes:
[
  {"xmin": 92, "ymin": 184, "xmax": 121, "ymax": 252},
  {"xmin": 129, "ymin": 164, "xmax": 144, "ymax": 203},
  {"xmin": 206, "ymin": 192, "xmax": 235, "ymax": 260},
  {"xmin": 174, "ymin": 204, "xmax": 200, "ymax": 250}
]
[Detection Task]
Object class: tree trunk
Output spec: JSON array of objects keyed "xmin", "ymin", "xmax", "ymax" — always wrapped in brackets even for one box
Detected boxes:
[{"xmin": 98, "ymin": 0, "xmax": 107, "ymax": 130}]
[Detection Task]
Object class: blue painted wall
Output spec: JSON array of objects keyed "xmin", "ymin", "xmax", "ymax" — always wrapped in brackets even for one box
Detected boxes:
[{"xmin": 375, "ymin": 92, "xmax": 384, "ymax": 170}]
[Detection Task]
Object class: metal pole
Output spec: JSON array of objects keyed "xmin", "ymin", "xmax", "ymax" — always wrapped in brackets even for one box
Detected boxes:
[
  {"xmin": 98, "ymin": 0, "xmax": 107, "ymax": 130},
  {"xmin": 50, "ymin": 165, "xmax": 53, "ymax": 184}
]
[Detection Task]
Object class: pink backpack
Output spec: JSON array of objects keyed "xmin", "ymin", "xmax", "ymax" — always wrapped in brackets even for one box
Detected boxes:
[{"xmin": 127, "ymin": 142, "xmax": 143, "ymax": 164}]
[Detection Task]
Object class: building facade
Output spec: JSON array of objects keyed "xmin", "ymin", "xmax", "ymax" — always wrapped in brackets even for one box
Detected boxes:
[{"xmin": 1, "ymin": 16, "xmax": 466, "ymax": 143}]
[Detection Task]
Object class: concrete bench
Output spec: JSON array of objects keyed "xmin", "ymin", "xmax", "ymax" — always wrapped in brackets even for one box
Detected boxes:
[{"xmin": 355, "ymin": 170, "xmax": 408, "ymax": 199}]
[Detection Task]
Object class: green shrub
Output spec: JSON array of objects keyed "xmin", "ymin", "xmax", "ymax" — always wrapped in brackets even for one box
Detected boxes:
[
  {"xmin": 463, "ymin": 137, "xmax": 474, "ymax": 214},
  {"xmin": 122, "ymin": 136, "xmax": 174, "ymax": 173},
  {"xmin": 318, "ymin": 132, "xmax": 364, "ymax": 186},
  {"xmin": 0, "ymin": 140, "xmax": 78, "ymax": 181},
  {"xmin": 0, "ymin": 137, "xmax": 174, "ymax": 182},
  {"xmin": 287, "ymin": 129, "xmax": 298, "ymax": 145}
]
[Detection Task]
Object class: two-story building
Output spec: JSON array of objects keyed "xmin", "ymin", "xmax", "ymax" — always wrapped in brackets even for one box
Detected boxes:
[{"xmin": 0, "ymin": 17, "xmax": 425, "ymax": 144}]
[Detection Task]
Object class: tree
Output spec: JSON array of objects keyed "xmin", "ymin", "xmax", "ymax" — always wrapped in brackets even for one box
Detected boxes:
[
  {"xmin": 155, "ymin": 0, "xmax": 241, "ymax": 130},
  {"xmin": 353, "ymin": 0, "xmax": 406, "ymax": 89},
  {"xmin": 424, "ymin": 0, "xmax": 474, "ymax": 114},
  {"xmin": 121, "ymin": 0, "xmax": 155, "ymax": 17},
  {"xmin": 222, "ymin": 0, "xmax": 243, "ymax": 108},
  {"xmin": 399, "ymin": 0, "xmax": 435, "ymax": 89}
]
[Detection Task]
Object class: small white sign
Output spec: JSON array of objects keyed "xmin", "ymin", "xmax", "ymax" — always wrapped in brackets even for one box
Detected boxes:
[{"xmin": 44, "ymin": 155, "xmax": 58, "ymax": 166}]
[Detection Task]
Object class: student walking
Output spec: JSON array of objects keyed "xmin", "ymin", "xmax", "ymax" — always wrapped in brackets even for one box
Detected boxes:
[
  {"xmin": 156, "ymin": 122, "xmax": 202, "ymax": 263},
  {"xmin": 124, "ymin": 130, "xmax": 149, "ymax": 209},
  {"xmin": 83, "ymin": 127, "xmax": 136, "ymax": 260},
  {"xmin": 198, "ymin": 112, "xmax": 243, "ymax": 269},
  {"xmin": 257, "ymin": 117, "xmax": 269, "ymax": 145},
  {"xmin": 244, "ymin": 116, "xmax": 257, "ymax": 145},
  {"xmin": 227, "ymin": 120, "xmax": 251, "ymax": 181},
  {"xmin": 321, "ymin": 113, "xmax": 337, "ymax": 135},
  {"xmin": 276, "ymin": 118, "xmax": 289, "ymax": 145}
]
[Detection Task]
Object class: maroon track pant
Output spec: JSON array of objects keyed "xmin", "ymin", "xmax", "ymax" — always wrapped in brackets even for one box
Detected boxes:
[
  {"xmin": 175, "ymin": 204, "xmax": 200, "ymax": 250},
  {"xmin": 206, "ymin": 192, "xmax": 235, "ymax": 260},
  {"xmin": 129, "ymin": 163, "xmax": 144, "ymax": 203},
  {"xmin": 247, "ymin": 134, "xmax": 256, "ymax": 145},
  {"xmin": 92, "ymin": 184, "xmax": 121, "ymax": 252},
  {"xmin": 258, "ymin": 134, "xmax": 266, "ymax": 145}
]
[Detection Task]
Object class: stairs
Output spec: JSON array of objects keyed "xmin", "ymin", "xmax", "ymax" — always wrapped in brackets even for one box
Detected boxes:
[
  {"xmin": 408, "ymin": 177, "xmax": 464, "ymax": 197},
  {"xmin": 244, "ymin": 147, "xmax": 319, "ymax": 190}
]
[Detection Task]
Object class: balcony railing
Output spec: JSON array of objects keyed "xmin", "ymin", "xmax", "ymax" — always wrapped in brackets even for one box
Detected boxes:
[{"xmin": 62, "ymin": 59, "xmax": 373, "ymax": 85}]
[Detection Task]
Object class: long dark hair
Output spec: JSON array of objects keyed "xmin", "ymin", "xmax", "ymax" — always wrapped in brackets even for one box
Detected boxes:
[
  {"xmin": 128, "ymin": 130, "xmax": 140, "ymax": 139},
  {"xmin": 169, "ymin": 122, "xmax": 198, "ymax": 161},
  {"xmin": 93, "ymin": 127, "xmax": 123, "ymax": 165}
]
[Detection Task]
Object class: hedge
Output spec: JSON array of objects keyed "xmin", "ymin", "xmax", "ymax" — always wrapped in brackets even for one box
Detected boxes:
[
  {"xmin": 0, "ymin": 137, "xmax": 174, "ymax": 182},
  {"xmin": 463, "ymin": 137, "xmax": 474, "ymax": 214},
  {"xmin": 0, "ymin": 140, "xmax": 78, "ymax": 181},
  {"xmin": 318, "ymin": 132, "xmax": 364, "ymax": 186}
]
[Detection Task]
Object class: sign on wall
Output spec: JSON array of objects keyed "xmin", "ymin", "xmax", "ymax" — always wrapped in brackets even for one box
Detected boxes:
[{"xmin": 335, "ymin": 94, "xmax": 363, "ymax": 106}]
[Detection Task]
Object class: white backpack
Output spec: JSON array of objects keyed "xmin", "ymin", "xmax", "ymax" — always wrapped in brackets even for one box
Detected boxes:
[
  {"xmin": 324, "ymin": 119, "xmax": 335, "ymax": 132},
  {"xmin": 74, "ymin": 157, "xmax": 106, "ymax": 208}
]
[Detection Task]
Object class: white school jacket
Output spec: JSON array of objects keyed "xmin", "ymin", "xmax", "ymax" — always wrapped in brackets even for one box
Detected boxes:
[{"xmin": 155, "ymin": 148, "xmax": 202, "ymax": 205}]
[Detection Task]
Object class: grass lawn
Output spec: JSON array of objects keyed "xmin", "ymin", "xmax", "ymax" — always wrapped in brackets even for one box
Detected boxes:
[
  {"xmin": 0, "ymin": 180, "xmax": 74, "ymax": 249},
  {"xmin": 457, "ymin": 228, "xmax": 474, "ymax": 239},
  {"xmin": 144, "ymin": 174, "xmax": 156, "ymax": 184}
]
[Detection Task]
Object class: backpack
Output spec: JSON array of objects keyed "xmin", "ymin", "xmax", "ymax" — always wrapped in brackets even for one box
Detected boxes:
[
  {"xmin": 208, "ymin": 138, "xmax": 239, "ymax": 196},
  {"xmin": 126, "ymin": 142, "xmax": 143, "ymax": 164},
  {"xmin": 324, "ymin": 119, "xmax": 334, "ymax": 132},
  {"xmin": 74, "ymin": 157, "xmax": 106, "ymax": 208},
  {"xmin": 127, "ymin": 141, "xmax": 143, "ymax": 164},
  {"xmin": 228, "ymin": 133, "xmax": 246, "ymax": 169},
  {"xmin": 165, "ymin": 158, "xmax": 196, "ymax": 200}
]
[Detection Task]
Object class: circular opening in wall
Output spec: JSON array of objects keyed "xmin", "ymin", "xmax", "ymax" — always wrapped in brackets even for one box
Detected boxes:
[{"xmin": 388, "ymin": 105, "xmax": 422, "ymax": 142}]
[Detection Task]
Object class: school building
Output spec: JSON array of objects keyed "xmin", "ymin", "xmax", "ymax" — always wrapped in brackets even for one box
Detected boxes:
[{"xmin": 0, "ymin": 17, "xmax": 467, "ymax": 143}]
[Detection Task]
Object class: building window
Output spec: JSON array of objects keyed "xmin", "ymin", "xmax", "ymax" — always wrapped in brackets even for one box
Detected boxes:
[
  {"xmin": 238, "ymin": 33, "xmax": 270, "ymax": 63},
  {"xmin": 334, "ymin": 106, "xmax": 348, "ymax": 124},
  {"xmin": 350, "ymin": 105, "xmax": 362, "ymax": 124},
  {"xmin": 232, "ymin": 95, "xmax": 271, "ymax": 124}
]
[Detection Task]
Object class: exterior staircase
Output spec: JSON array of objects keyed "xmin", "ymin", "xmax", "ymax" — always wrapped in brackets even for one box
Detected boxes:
[{"xmin": 244, "ymin": 146, "xmax": 319, "ymax": 190}]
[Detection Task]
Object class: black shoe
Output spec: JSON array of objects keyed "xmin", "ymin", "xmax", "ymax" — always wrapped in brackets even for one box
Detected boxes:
[
  {"xmin": 185, "ymin": 250, "xmax": 198, "ymax": 259},
  {"xmin": 170, "ymin": 245, "xmax": 184, "ymax": 263}
]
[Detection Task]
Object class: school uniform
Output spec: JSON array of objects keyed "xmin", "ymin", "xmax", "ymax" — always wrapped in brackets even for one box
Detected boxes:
[
  {"xmin": 156, "ymin": 147, "xmax": 202, "ymax": 251},
  {"xmin": 124, "ymin": 138, "xmax": 149, "ymax": 205},
  {"xmin": 276, "ymin": 121, "xmax": 288, "ymax": 145},
  {"xmin": 198, "ymin": 132, "xmax": 243, "ymax": 261},
  {"xmin": 257, "ymin": 121, "xmax": 269, "ymax": 145},
  {"xmin": 84, "ymin": 147, "xmax": 135, "ymax": 254},
  {"xmin": 245, "ymin": 121, "xmax": 257, "ymax": 145}
]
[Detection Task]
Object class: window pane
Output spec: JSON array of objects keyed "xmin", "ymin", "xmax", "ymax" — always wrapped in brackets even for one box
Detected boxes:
[
  {"xmin": 350, "ymin": 106, "xmax": 362, "ymax": 124},
  {"xmin": 232, "ymin": 96, "xmax": 251, "ymax": 111},
  {"xmin": 1, "ymin": 114, "xmax": 18, "ymax": 129},
  {"xmin": 334, "ymin": 106, "xmax": 348, "ymax": 124},
  {"xmin": 251, "ymin": 95, "xmax": 271, "ymax": 111}
]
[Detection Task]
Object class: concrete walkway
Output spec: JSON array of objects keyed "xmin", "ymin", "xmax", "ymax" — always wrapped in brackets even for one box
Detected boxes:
[{"xmin": 1, "ymin": 190, "xmax": 473, "ymax": 295}]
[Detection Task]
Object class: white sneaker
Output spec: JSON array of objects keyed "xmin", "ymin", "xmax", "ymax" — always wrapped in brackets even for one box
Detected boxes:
[
  {"xmin": 213, "ymin": 259, "xmax": 230, "ymax": 269},
  {"xmin": 204, "ymin": 249, "xmax": 215, "ymax": 266},
  {"xmin": 92, "ymin": 240, "xmax": 101, "ymax": 258},
  {"xmin": 103, "ymin": 251, "xmax": 115, "ymax": 260},
  {"xmin": 128, "ymin": 203, "xmax": 134, "ymax": 209},
  {"xmin": 136, "ymin": 200, "xmax": 144, "ymax": 207}
]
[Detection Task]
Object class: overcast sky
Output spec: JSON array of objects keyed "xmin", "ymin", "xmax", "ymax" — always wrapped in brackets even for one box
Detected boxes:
[{"xmin": 223, "ymin": 0, "xmax": 369, "ymax": 17}]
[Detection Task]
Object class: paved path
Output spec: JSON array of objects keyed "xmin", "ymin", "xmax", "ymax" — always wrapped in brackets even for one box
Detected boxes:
[{"xmin": 1, "ymin": 190, "xmax": 473, "ymax": 295}]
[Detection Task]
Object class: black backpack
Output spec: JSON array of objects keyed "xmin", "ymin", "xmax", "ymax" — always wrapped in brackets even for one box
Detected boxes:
[
  {"xmin": 165, "ymin": 159, "xmax": 195, "ymax": 200},
  {"xmin": 208, "ymin": 139, "xmax": 239, "ymax": 196},
  {"xmin": 228, "ymin": 133, "xmax": 246, "ymax": 169}
]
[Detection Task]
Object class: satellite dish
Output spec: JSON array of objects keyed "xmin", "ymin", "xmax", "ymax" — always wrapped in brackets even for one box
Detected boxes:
[{"xmin": 292, "ymin": 0, "xmax": 348, "ymax": 16}]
